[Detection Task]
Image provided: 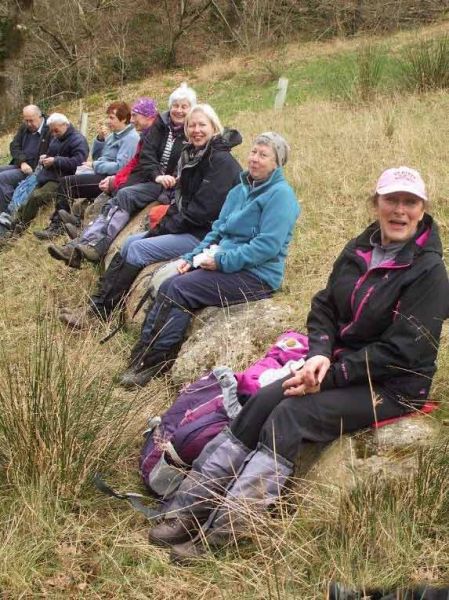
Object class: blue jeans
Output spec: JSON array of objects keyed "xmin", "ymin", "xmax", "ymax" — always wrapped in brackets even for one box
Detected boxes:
[
  {"xmin": 0, "ymin": 165, "xmax": 26, "ymax": 212},
  {"xmin": 121, "ymin": 232, "xmax": 200, "ymax": 268}
]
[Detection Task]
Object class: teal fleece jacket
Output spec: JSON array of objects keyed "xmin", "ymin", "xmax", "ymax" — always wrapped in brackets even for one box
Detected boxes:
[{"xmin": 183, "ymin": 167, "xmax": 300, "ymax": 290}]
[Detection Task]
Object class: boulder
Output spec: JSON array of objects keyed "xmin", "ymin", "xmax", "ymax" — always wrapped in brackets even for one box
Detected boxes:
[
  {"xmin": 296, "ymin": 415, "xmax": 442, "ymax": 500},
  {"xmin": 171, "ymin": 298, "xmax": 296, "ymax": 386}
]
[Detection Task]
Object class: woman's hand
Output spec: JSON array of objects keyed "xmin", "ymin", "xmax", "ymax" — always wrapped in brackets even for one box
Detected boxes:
[
  {"xmin": 200, "ymin": 256, "xmax": 217, "ymax": 271},
  {"xmin": 155, "ymin": 175, "xmax": 177, "ymax": 189},
  {"xmin": 281, "ymin": 355, "xmax": 330, "ymax": 397},
  {"xmin": 282, "ymin": 369, "xmax": 320, "ymax": 397},
  {"xmin": 177, "ymin": 260, "xmax": 192, "ymax": 274},
  {"xmin": 302, "ymin": 355, "xmax": 331, "ymax": 388},
  {"xmin": 97, "ymin": 124, "xmax": 109, "ymax": 140},
  {"xmin": 99, "ymin": 176, "xmax": 113, "ymax": 192}
]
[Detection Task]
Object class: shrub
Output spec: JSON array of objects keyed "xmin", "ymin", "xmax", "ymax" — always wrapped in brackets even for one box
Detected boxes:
[
  {"xmin": 400, "ymin": 36, "xmax": 449, "ymax": 92},
  {"xmin": 0, "ymin": 310, "xmax": 144, "ymax": 497}
]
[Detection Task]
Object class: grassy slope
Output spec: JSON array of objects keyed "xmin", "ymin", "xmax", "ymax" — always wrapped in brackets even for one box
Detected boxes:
[{"xmin": 1, "ymin": 22, "xmax": 449, "ymax": 598}]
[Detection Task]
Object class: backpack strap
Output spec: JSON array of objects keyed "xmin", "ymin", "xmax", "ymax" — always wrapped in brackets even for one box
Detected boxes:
[{"xmin": 93, "ymin": 473, "xmax": 161, "ymax": 520}]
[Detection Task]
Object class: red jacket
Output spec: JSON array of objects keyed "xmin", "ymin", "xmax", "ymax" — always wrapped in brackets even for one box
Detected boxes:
[{"xmin": 113, "ymin": 138, "xmax": 144, "ymax": 190}]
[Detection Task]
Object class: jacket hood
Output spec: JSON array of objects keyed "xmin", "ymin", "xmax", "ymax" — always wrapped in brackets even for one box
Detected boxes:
[
  {"xmin": 211, "ymin": 128, "xmax": 242, "ymax": 151},
  {"xmin": 353, "ymin": 213, "xmax": 443, "ymax": 263},
  {"xmin": 160, "ymin": 111, "xmax": 170, "ymax": 127}
]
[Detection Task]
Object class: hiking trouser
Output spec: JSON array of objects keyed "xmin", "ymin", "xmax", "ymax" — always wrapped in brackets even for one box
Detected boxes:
[
  {"xmin": 139, "ymin": 269, "xmax": 273, "ymax": 353},
  {"xmin": 121, "ymin": 232, "xmax": 200, "ymax": 268},
  {"xmin": 18, "ymin": 181, "xmax": 59, "ymax": 224},
  {"xmin": 49, "ymin": 173, "xmax": 104, "ymax": 223},
  {"xmin": 108, "ymin": 181, "xmax": 162, "ymax": 214},
  {"xmin": 77, "ymin": 181, "xmax": 162, "ymax": 258},
  {"xmin": 231, "ymin": 377, "xmax": 412, "ymax": 463},
  {"xmin": 0, "ymin": 166, "xmax": 26, "ymax": 213}
]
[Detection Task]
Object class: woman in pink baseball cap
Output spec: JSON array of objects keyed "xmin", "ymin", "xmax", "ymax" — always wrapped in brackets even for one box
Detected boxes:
[{"xmin": 147, "ymin": 165, "xmax": 449, "ymax": 564}]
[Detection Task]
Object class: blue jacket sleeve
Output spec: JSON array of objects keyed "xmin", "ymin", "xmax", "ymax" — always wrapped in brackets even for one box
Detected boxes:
[
  {"xmin": 214, "ymin": 188, "xmax": 299, "ymax": 273},
  {"xmin": 91, "ymin": 137, "xmax": 105, "ymax": 161},
  {"xmin": 93, "ymin": 132, "xmax": 140, "ymax": 175}
]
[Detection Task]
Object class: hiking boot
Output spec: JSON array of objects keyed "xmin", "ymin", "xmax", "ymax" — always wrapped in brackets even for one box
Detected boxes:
[
  {"xmin": 64, "ymin": 222, "xmax": 80, "ymax": 240},
  {"xmin": 77, "ymin": 244, "xmax": 101, "ymax": 263},
  {"xmin": 33, "ymin": 222, "xmax": 66, "ymax": 240},
  {"xmin": 48, "ymin": 244, "xmax": 82, "ymax": 269},
  {"xmin": 0, "ymin": 223, "xmax": 11, "ymax": 240},
  {"xmin": 148, "ymin": 518, "xmax": 202, "ymax": 548},
  {"xmin": 58, "ymin": 209, "xmax": 81, "ymax": 227},
  {"xmin": 59, "ymin": 306, "xmax": 92, "ymax": 330},
  {"xmin": 119, "ymin": 350, "xmax": 175, "ymax": 389},
  {"xmin": 169, "ymin": 537, "xmax": 207, "ymax": 565}
]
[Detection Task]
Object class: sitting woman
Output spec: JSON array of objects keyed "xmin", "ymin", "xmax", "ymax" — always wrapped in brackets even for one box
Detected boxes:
[
  {"xmin": 48, "ymin": 83, "xmax": 196, "ymax": 267},
  {"xmin": 147, "ymin": 166, "xmax": 449, "ymax": 564},
  {"xmin": 120, "ymin": 132, "xmax": 300, "ymax": 388},
  {"xmin": 59, "ymin": 104, "xmax": 242, "ymax": 329},
  {"xmin": 34, "ymin": 101, "xmax": 140, "ymax": 240}
]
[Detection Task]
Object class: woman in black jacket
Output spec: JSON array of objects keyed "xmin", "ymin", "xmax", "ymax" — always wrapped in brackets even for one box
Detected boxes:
[
  {"xmin": 146, "ymin": 166, "xmax": 449, "ymax": 564},
  {"xmin": 48, "ymin": 83, "xmax": 196, "ymax": 266},
  {"xmin": 59, "ymin": 103, "xmax": 242, "ymax": 329}
]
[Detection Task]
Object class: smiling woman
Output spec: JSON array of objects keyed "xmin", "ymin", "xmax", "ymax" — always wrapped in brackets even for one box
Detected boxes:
[
  {"xmin": 119, "ymin": 131, "xmax": 300, "ymax": 389},
  {"xmin": 146, "ymin": 165, "xmax": 449, "ymax": 564},
  {"xmin": 374, "ymin": 167, "xmax": 427, "ymax": 245}
]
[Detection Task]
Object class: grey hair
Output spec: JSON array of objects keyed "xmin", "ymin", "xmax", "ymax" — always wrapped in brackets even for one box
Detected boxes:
[
  {"xmin": 168, "ymin": 82, "xmax": 197, "ymax": 108},
  {"xmin": 47, "ymin": 112, "xmax": 70, "ymax": 126},
  {"xmin": 253, "ymin": 132, "xmax": 290, "ymax": 167},
  {"xmin": 23, "ymin": 104, "xmax": 42, "ymax": 117},
  {"xmin": 185, "ymin": 104, "xmax": 224, "ymax": 138}
]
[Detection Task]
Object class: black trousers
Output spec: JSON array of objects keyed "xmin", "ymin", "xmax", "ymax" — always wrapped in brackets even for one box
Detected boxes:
[
  {"xmin": 51, "ymin": 173, "xmax": 104, "ymax": 220},
  {"xmin": 231, "ymin": 377, "xmax": 411, "ymax": 462}
]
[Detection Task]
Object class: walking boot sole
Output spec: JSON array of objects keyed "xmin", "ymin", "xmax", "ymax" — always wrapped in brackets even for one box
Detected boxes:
[{"xmin": 47, "ymin": 245, "xmax": 82, "ymax": 269}]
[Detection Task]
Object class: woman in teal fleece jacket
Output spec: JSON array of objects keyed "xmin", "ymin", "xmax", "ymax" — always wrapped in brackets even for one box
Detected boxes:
[{"xmin": 120, "ymin": 131, "xmax": 300, "ymax": 388}]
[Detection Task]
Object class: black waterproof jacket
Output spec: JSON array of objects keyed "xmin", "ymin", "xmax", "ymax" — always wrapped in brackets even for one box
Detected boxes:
[
  {"xmin": 307, "ymin": 214, "xmax": 449, "ymax": 401},
  {"xmin": 137, "ymin": 111, "xmax": 186, "ymax": 182},
  {"xmin": 9, "ymin": 118, "xmax": 50, "ymax": 169},
  {"xmin": 150, "ymin": 129, "xmax": 242, "ymax": 241},
  {"xmin": 36, "ymin": 125, "xmax": 89, "ymax": 186}
]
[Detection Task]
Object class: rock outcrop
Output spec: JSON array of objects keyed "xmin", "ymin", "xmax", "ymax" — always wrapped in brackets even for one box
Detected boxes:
[{"xmin": 171, "ymin": 299, "xmax": 298, "ymax": 385}]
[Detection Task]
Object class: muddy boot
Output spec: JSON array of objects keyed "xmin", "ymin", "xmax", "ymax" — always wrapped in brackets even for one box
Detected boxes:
[
  {"xmin": 149, "ymin": 430, "xmax": 250, "ymax": 549},
  {"xmin": 48, "ymin": 244, "xmax": 82, "ymax": 269},
  {"xmin": 58, "ymin": 209, "xmax": 81, "ymax": 227},
  {"xmin": 119, "ymin": 346, "xmax": 178, "ymax": 389},
  {"xmin": 64, "ymin": 223, "xmax": 81, "ymax": 240},
  {"xmin": 34, "ymin": 221, "xmax": 66, "ymax": 240},
  {"xmin": 58, "ymin": 306, "xmax": 93, "ymax": 330}
]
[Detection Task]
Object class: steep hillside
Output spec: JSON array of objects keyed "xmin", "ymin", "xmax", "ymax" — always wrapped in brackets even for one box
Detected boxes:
[{"xmin": 0, "ymin": 23, "xmax": 449, "ymax": 598}]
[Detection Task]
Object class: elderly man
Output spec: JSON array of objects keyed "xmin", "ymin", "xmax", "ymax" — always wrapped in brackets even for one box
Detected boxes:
[
  {"xmin": 0, "ymin": 105, "xmax": 50, "ymax": 213},
  {"xmin": 13, "ymin": 112, "xmax": 89, "ymax": 229}
]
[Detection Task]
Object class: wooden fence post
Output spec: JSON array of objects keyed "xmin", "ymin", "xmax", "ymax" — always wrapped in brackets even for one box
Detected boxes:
[{"xmin": 274, "ymin": 77, "xmax": 289, "ymax": 110}]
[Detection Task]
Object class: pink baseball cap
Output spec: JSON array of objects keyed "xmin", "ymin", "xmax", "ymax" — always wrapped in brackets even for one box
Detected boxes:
[{"xmin": 375, "ymin": 166, "xmax": 428, "ymax": 202}]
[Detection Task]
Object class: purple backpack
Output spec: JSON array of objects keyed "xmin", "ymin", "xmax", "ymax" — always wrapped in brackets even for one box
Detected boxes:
[
  {"xmin": 140, "ymin": 369, "xmax": 235, "ymax": 498},
  {"xmin": 140, "ymin": 331, "xmax": 309, "ymax": 499}
]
